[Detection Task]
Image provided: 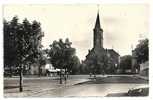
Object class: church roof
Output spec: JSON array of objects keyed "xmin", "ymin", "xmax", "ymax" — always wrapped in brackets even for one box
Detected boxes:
[{"xmin": 107, "ymin": 49, "xmax": 120, "ymax": 56}]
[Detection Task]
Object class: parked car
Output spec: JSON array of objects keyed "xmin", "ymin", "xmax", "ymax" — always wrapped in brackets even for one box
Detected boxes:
[
  {"xmin": 127, "ymin": 85, "xmax": 149, "ymax": 96},
  {"xmin": 106, "ymin": 85, "xmax": 149, "ymax": 97}
]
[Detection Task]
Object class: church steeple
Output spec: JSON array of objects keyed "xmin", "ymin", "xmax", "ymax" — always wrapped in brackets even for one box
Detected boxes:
[
  {"xmin": 95, "ymin": 11, "xmax": 101, "ymax": 28},
  {"xmin": 93, "ymin": 10, "xmax": 104, "ymax": 49}
]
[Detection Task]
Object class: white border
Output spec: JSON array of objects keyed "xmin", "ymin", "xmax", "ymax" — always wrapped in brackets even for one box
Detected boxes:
[
  {"xmin": 0, "ymin": 0, "xmax": 151, "ymax": 4},
  {"xmin": 0, "ymin": 0, "xmax": 152, "ymax": 100}
]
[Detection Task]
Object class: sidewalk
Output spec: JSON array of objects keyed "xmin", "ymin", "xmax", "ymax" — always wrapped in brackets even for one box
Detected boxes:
[{"xmin": 4, "ymin": 78, "xmax": 89, "ymax": 97}]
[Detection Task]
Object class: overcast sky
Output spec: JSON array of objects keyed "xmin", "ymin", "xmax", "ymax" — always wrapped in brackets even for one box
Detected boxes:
[{"xmin": 3, "ymin": 4, "xmax": 149, "ymax": 60}]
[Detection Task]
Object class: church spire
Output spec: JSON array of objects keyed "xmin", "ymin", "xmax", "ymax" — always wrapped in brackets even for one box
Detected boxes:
[
  {"xmin": 93, "ymin": 7, "xmax": 104, "ymax": 49},
  {"xmin": 95, "ymin": 9, "xmax": 101, "ymax": 28}
]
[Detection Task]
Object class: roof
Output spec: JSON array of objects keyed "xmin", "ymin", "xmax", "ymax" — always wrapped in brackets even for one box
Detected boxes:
[
  {"xmin": 48, "ymin": 68, "xmax": 61, "ymax": 72},
  {"xmin": 107, "ymin": 49, "xmax": 120, "ymax": 56}
]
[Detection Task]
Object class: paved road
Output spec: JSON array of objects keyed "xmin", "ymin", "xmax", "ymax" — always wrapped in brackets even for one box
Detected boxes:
[
  {"xmin": 4, "ymin": 75, "xmax": 89, "ymax": 97},
  {"xmin": 31, "ymin": 75, "xmax": 148, "ymax": 97},
  {"xmin": 4, "ymin": 75, "xmax": 148, "ymax": 97},
  {"xmin": 33, "ymin": 83, "xmax": 147, "ymax": 97}
]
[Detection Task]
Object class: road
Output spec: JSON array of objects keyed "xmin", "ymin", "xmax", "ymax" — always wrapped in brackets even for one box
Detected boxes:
[
  {"xmin": 4, "ymin": 75, "xmax": 148, "ymax": 97},
  {"xmin": 33, "ymin": 83, "xmax": 147, "ymax": 97}
]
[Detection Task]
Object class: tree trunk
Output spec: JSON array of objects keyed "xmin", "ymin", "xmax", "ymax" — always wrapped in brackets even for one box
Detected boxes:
[
  {"xmin": 66, "ymin": 70, "xmax": 69, "ymax": 78},
  {"xmin": 64, "ymin": 68, "xmax": 67, "ymax": 82},
  {"xmin": 38, "ymin": 65, "xmax": 41, "ymax": 77},
  {"xmin": 94, "ymin": 70, "xmax": 96, "ymax": 78},
  {"xmin": 59, "ymin": 69, "xmax": 62, "ymax": 84},
  {"xmin": 9, "ymin": 65, "xmax": 12, "ymax": 77},
  {"xmin": 19, "ymin": 64, "xmax": 23, "ymax": 92}
]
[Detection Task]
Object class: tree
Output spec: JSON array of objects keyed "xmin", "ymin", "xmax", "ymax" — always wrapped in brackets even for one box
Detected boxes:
[
  {"xmin": 4, "ymin": 16, "xmax": 44, "ymax": 92},
  {"xmin": 91, "ymin": 55, "xmax": 99, "ymax": 77},
  {"xmin": 84, "ymin": 50, "xmax": 110, "ymax": 77},
  {"xmin": 70, "ymin": 56, "xmax": 81, "ymax": 74},
  {"xmin": 38, "ymin": 51, "xmax": 46, "ymax": 76},
  {"xmin": 48, "ymin": 38, "xmax": 78, "ymax": 84},
  {"xmin": 135, "ymin": 38, "xmax": 149, "ymax": 64},
  {"xmin": 79, "ymin": 63, "xmax": 89, "ymax": 74},
  {"xmin": 119, "ymin": 55, "xmax": 132, "ymax": 73},
  {"xmin": 4, "ymin": 17, "xmax": 19, "ymax": 77}
]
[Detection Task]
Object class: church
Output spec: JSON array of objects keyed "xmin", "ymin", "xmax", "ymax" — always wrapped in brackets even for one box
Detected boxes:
[{"xmin": 83, "ymin": 11, "xmax": 120, "ymax": 74}]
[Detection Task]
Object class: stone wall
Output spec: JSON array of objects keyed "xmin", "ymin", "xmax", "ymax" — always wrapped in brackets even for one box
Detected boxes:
[{"xmin": 139, "ymin": 61, "xmax": 149, "ymax": 76}]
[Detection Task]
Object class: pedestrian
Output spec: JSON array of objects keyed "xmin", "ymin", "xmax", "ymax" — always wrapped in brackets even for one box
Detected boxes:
[
  {"xmin": 66, "ymin": 71, "xmax": 69, "ymax": 78},
  {"xmin": 89, "ymin": 72, "xmax": 92, "ymax": 77},
  {"xmin": 64, "ymin": 75, "xmax": 67, "ymax": 84}
]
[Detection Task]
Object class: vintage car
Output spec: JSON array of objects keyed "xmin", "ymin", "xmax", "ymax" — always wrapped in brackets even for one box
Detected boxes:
[{"xmin": 106, "ymin": 85, "xmax": 149, "ymax": 97}]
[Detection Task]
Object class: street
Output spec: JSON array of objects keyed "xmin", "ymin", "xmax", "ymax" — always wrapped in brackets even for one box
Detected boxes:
[
  {"xmin": 4, "ymin": 75, "xmax": 148, "ymax": 97},
  {"xmin": 34, "ymin": 83, "xmax": 147, "ymax": 97}
]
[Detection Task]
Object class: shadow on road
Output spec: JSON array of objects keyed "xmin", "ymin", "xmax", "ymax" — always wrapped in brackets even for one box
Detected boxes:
[{"xmin": 4, "ymin": 86, "xmax": 19, "ymax": 89}]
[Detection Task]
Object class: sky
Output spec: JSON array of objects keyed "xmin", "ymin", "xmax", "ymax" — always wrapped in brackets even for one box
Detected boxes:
[{"xmin": 3, "ymin": 4, "xmax": 149, "ymax": 60}]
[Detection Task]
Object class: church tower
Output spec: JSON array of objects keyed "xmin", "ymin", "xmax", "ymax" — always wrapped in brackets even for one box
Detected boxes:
[
  {"xmin": 83, "ymin": 8, "xmax": 120, "ymax": 75},
  {"xmin": 93, "ymin": 11, "xmax": 103, "ymax": 49}
]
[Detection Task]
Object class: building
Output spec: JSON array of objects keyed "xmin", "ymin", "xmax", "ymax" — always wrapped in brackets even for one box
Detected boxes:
[
  {"xmin": 83, "ymin": 11, "xmax": 120, "ymax": 74},
  {"xmin": 45, "ymin": 63, "xmax": 61, "ymax": 77},
  {"xmin": 29, "ymin": 63, "xmax": 46, "ymax": 75}
]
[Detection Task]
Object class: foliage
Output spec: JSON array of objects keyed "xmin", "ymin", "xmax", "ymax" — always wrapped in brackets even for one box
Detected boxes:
[
  {"xmin": 38, "ymin": 50, "xmax": 47, "ymax": 76},
  {"xmin": 70, "ymin": 56, "xmax": 81, "ymax": 74},
  {"xmin": 4, "ymin": 18, "xmax": 18, "ymax": 69},
  {"xmin": 120, "ymin": 55, "xmax": 132, "ymax": 70},
  {"xmin": 48, "ymin": 38, "xmax": 79, "ymax": 73},
  {"xmin": 135, "ymin": 38, "xmax": 149, "ymax": 64},
  {"xmin": 84, "ymin": 52, "xmax": 109, "ymax": 75},
  {"xmin": 4, "ymin": 16, "xmax": 44, "ymax": 73}
]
